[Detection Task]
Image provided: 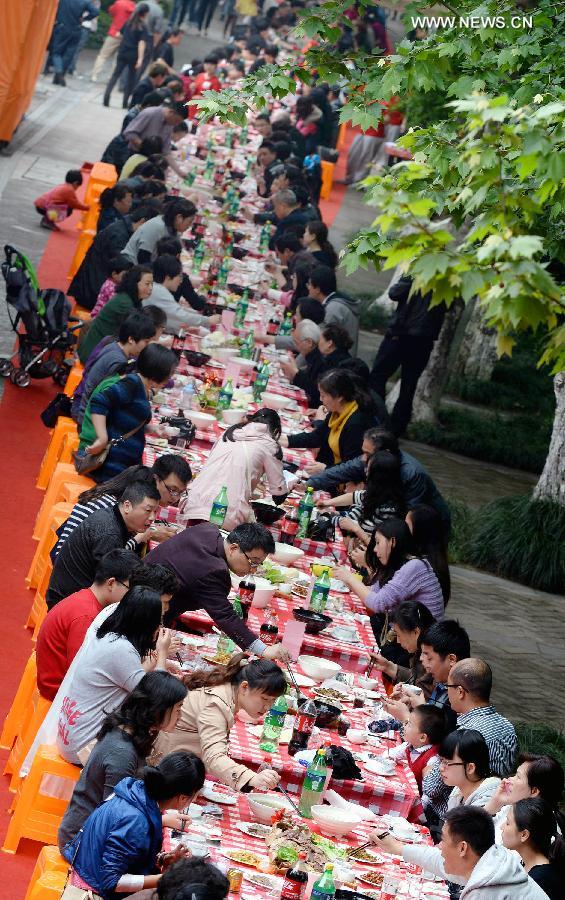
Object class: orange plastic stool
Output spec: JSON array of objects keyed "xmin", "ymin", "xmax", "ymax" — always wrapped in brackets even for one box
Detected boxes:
[
  {"xmin": 63, "ymin": 364, "xmax": 84, "ymax": 398},
  {"xmin": 26, "ymin": 502, "xmax": 72, "ymax": 590},
  {"xmin": 36, "ymin": 418, "xmax": 78, "ymax": 490},
  {"xmin": 336, "ymin": 122, "xmax": 348, "ymax": 151},
  {"xmin": 24, "ymin": 846, "xmax": 68, "ymax": 900},
  {"xmin": 0, "ymin": 652, "xmax": 37, "ymax": 751},
  {"xmin": 33, "ymin": 463, "xmax": 92, "ymax": 540},
  {"xmin": 67, "ymin": 228, "xmax": 96, "ymax": 280},
  {"xmin": 59, "ymin": 432, "xmax": 80, "ymax": 466},
  {"xmin": 4, "ymin": 687, "xmax": 51, "ymax": 788},
  {"xmin": 61, "ymin": 480, "xmax": 91, "ymax": 506},
  {"xmin": 320, "ymin": 160, "xmax": 336, "ymax": 200},
  {"xmin": 26, "ymin": 563, "xmax": 51, "ymax": 633},
  {"xmin": 83, "ymin": 161, "xmax": 117, "ymax": 206},
  {"xmin": 25, "ymin": 870, "xmax": 67, "ymax": 900},
  {"xmin": 2, "ymin": 745, "xmax": 80, "ymax": 853}
]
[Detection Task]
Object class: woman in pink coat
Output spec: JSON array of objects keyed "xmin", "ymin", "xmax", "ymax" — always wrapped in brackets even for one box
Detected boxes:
[{"xmin": 180, "ymin": 409, "xmax": 288, "ymax": 530}]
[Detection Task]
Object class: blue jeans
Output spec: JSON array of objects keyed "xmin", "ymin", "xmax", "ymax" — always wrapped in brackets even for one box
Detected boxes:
[
  {"xmin": 169, "ymin": 0, "xmax": 196, "ymax": 24},
  {"xmin": 51, "ymin": 24, "xmax": 81, "ymax": 75}
]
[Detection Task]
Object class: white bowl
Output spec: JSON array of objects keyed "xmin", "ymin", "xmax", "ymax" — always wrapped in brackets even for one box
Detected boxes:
[
  {"xmin": 261, "ymin": 392, "xmax": 289, "ymax": 411},
  {"xmin": 347, "ymin": 728, "xmax": 367, "ymax": 744},
  {"xmin": 189, "ymin": 410, "xmax": 217, "ymax": 429},
  {"xmin": 247, "ymin": 793, "xmax": 294, "ymax": 825},
  {"xmin": 311, "ymin": 804, "xmax": 363, "ymax": 837},
  {"xmin": 221, "ymin": 408, "xmax": 247, "ymax": 425},
  {"xmin": 357, "ymin": 676, "xmax": 379, "ymax": 691},
  {"xmin": 229, "ymin": 356, "xmax": 257, "ymax": 371},
  {"xmin": 271, "ymin": 543, "xmax": 305, "ymax": 566},
  {"xmin": 298, "ymin": 655, "xmax": 342, "ymax": 682}
]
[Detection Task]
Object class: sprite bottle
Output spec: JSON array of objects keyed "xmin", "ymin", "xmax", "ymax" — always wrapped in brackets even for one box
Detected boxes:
[
  {"xmin": 259, "ymin": 693, "xmax": 289, "ymax": 752},
  {"xmin": 309, "ymin": 570, "xmax": 331, "ymax": 613},
  {"xmin": 298, "ymin": 746, "xmax": 328, "ymax": 818},
  {"xmin": 297, "ymin": 486, "xmax": 314, "ymax": 538},
  {"xmin": 210, "ymin": 485, "xmax": 229, "ymax": 526},
  {"xmin": 279, "ymin": 311, "xmax": 293, "ymax": 335},
  {"xmin": 218, "ymin": 378, "xmax": 234, "ymax": 410},
  {"xmin": 310, "ymin": 864, "xmax": 336, "ymax": 900}
]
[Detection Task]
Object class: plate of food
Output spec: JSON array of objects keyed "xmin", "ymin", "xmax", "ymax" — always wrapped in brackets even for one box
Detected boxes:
[
  {"xmin": 313, "ymin": 686, "xmax": 351, "ymax": 705},
  {"xmin": 236, "ymin": 821, "xmax": 271, "ymax": 839},
  {"xmin": 363, "ymin": 758, "xmax": 397, "ymax": 777},
  {"xmin": 358, "ymin": 872, "xmax": 384, "ymax": 890},
  {"xmin": 346, "ymin": 848, "xmax": 384, "ymax": 865},
  {"xmin": 243, "ymin": 872, "xmax": 283, "ymax": 893},
  {"xmin": 200, "ymin": 782, "xmax": 238, "ymax": 805},
  {"xmin": 221, "ymin": 849, "xmax": 263, "ymax": 868}
]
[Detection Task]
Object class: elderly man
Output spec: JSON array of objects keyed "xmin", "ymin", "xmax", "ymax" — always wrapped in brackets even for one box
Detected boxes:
[
  {"xmin": 269, "ymin": 189, "xmax": 310, "ymax": 248},
  {"xmin": 280, "ymin": 319, "xmax": 327, "ymax": 407}
]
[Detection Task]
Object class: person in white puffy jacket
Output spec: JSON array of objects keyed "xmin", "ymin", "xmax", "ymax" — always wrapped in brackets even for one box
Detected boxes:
[{"xmin": 372, "ymin": 805, "xmax": 548, "ymax": 899}]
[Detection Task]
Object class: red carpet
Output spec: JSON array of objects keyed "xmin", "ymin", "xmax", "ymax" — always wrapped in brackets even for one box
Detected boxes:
[
  {"xmin": 0, "ymin": 214, "xmax": 82, "ymax": 896},
  {"xmin": 0, "ymin": 155, "xmax": 349, "ymax": 896}
]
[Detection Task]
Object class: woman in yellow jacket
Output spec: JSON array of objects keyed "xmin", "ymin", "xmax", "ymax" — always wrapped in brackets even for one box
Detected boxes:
[{"xmin": 151, "ymin": 657, "xmax": 286, "ymax": 792}]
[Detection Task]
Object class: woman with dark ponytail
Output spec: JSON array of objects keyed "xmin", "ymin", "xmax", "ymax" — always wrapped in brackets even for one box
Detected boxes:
[
  {"xmin": 59, "ymin": 671, "xmax": 188, "ymax": 850},
  {"xmin": 151, "ymin": 655, "xmax": 287, "ymax": 793},
  {"xmin": 62, "ymin": 750, "xmax": 205, "ymax": 898},
  {"xmin": 97, "ymin": 184, "xmax": 133, "ymax": 232},
  {"xmin": 502, "ymin": 797, "xmax": 565, "ymax": 899}
]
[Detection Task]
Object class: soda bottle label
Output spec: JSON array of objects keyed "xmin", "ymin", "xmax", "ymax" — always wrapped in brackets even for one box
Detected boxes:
[
  {"xmin": 281, "ymin": 879, "xmax": 306, "ymax": 900},
  {"xmin": 239, "ymin": 584, "xmax": 255, "ymax": 605},
  {"xmin": 260, "ymin": 625, "xmax": 279, "ymax": 645},
  {"xmin": 294, "ymin": 714, "xmax": 315, "ymax": 735},
  {"xmin": 305, "ymin": 773, "xmax": 325, "ymax": 792},
  {"xmin": 281, "ymin": 517, "xmax": 299, "ymax": 538}
]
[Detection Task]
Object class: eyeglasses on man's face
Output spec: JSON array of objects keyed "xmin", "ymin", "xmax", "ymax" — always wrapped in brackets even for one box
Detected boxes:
[
  {"xmin": 241, "ymin": 549, "xmax": 262, "ymax": 570},
  {"xmin": 162, "ymin": 481, "xmax": 185, "ymax": 498}
]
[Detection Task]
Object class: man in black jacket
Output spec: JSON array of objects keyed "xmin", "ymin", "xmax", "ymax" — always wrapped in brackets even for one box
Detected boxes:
[
  {"xmin": 68, "ymin": 204, "xmax": 160, "ymax": 309},
  {"xmin": 369, "ymin": 275, "xmax": 446, "ymax": 436},
  {"xmin": 46, "ymin": 481, "xmax": 160, "ymax": 608}
]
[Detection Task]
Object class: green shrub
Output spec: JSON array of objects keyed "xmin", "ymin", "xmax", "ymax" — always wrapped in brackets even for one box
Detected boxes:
[
  {"xmin": 408, "ymin": 407, "xmax": 551, "ymax": 473},
  {"xmin": 467, "ymin": 495, "xmax": 565, "ymax": 594},
  {"xmin": 446, "ymin": 499, "xmax": 475, "ymax": 566},
  {"xmin": 514, "ymin": 721, "xmax": 565, "ymax": 788}
]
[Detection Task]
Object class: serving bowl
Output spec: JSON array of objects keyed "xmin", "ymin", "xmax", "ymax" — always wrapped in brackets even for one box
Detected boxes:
[
  {"xmin": 247, "ymin": 793, "xmax": 294, "ymax": 824},
  {"xmin": 292, "ymin": 608, "xmax": 332, "ymax": 635},
  {"xmin": 311, "ymin": 805, "xmax": 363, "ymax": 837},
  {"xmin": 252, "ymin": 501, "xmax": 286, "ymax": 526},
  {"xmin": 271, "ymin": 543, "xmax": 305, "ymax": 566},
  {"xmin": 188, "ymin": 410, "xmax": 217, "ymax": 429},
  {"xmin": 297, "ymin": 655, "xmax": 342, "ymax": 682},
  {"xmin": 261, "ymin": 391, "xmax": 289, "ymax": 411},
  {"xmin": 221, "ymin": 408, "xmax": 247, "ymax": 425}
]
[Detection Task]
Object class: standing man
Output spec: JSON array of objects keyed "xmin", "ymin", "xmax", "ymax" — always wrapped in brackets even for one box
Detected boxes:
[
  {"xmin": 51, "ymin": 0, "xmax": 99, "ymax": 86},
  {"xmin": 91, "ymin": 0, "xmax": 136, "ymax": 83},
  {"xmin": 146, "ymin": 522, "xmax": 290, "ymax": 662}
]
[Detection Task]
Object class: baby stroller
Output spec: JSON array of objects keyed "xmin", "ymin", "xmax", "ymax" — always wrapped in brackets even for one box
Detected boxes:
[{"xmin": 0, "ymin": 244, "xmax": 83, "ymax": 388}]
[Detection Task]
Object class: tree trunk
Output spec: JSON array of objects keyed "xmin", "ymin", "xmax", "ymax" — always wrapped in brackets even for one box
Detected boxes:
[
  {"xmin": 411, "ymin": 302, "xmax": 465, "ymax": 425},
  {"xmin": 452, "ymin": 298, "xmax": 498, "ymax": 381},
  {"xmin": 533, "ymin": 372, "xmax": 565, "ymax": 506}
]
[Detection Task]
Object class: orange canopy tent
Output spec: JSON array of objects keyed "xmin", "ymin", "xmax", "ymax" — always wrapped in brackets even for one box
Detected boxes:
[{"xmin": 0, "ymin": 0, "xmax": 59, "ymax": 144}]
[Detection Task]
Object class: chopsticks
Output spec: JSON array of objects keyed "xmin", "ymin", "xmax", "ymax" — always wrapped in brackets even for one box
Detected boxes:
[
  {"xmin": 285, "ymin": 662, "xmax": 302, "ymax": 697},
  {"xmin": 276, "ymin": 782, "xmax": 302, "ymax": 816},
  {"xmin": 365, "ymin": 645, "xmax": 378, "ymax": 678},
  {"xmin": 346, "ymin": 839, "xmax": 373, "ymax": 858}
]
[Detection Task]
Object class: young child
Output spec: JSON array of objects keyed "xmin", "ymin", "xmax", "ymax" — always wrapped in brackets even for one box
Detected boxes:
[
  {"xmin": 34, "ymin": 169, "xmax": 89, "ymax": 230},
  {"xmin": 91, "ymin": 255, "xmax": 133, "ymax": 318},
  {"xmin": 390, "ymin": 704, "xmax": 446, "ymax": 792}
]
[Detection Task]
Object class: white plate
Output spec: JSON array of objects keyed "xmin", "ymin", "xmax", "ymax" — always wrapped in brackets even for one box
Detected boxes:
[
  {"xmin": 330, "ymin": 578, "xmax": 349, "ymax": 593},
  {"xmin": 243, "ymin": 872, "xmax": 283, "ymax": 894},
  {"xmin": 221, "ymin": 848, "xmax": 264, "ymax": 868},
  {"xmin": 346, "ymin": 849, "xmax": 385, "ymax": 865},
  {"xmin": 236, "ymin": 821, "xmax": 271, "ymax": 839},
  {"xmin": 288, "ymin": 672, "xmax": 316, "ymax": 688},
  {"xmin": 200, "ymin": 782, "xmax": 237, "ymax": 804},
  {"xmin": 313, "ymin": 687, "xmax": 350, "ymax": 705},
  {"xmin": 363, "ymin": 758, "xmax": 397, "ymax": 777},
  {"xmin": 328, "ymin": 627, "xmax": 360, "ymax": 644}
]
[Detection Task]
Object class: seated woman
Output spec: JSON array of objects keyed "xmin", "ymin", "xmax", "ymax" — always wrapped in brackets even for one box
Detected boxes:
[
  {"xmin": 318, "ymin": 449, "xmax": 406, "ymax": 543},
  {"xmin": 58, "ymin": 670, "xmax": 188, "ymax": 850},
  {"xmin": 61, "ymin": 751, "xmax": 205, "ymax": 898},
  {"xmin": 318, "ymin": 322, "xmax": 353, "ymax": 368},
  {"xmin": 281, "ymin": 369, "xmax": 380, "ymax": 471},
  {"xmin": 484, "ymin": 752, "xmax": 565, "ymax": 843},
  {"xmin": 53, "ymin": 456, "xmax": 191, "ymax": 558},
  {"xmin": 335, "ymin": 518, "xmax": 445, "ymax": 622},
  {"xmin": 407, "ymin": 503, "xmax": 451, "ymax": 607},
  {"xmin": 151, "ymin": 656, "xmax": 286, "ymax": 793},
  {"xmin": 502, "ymin": 798, "xmax": 565, "ymax": 900},
  {"xmin": 435, "ymin": 728, "xmax": 501, "ymax": 814},
  {"xmin": 78, "ymin": 265, "xmax": 154, "ymax": 365},
  {"xmin": 57, "ymin": 586, "xmax": 172, "ymax": 764},
  {"xmin": 180, "ymin": 409, "xmax": 287, "ymax": 530},
  {"xmin": 78, "ymin": 343, "xmax": 177, "ymax": 482},
  {"xmin": 367, "ymin": 600, "xmax": 436, "ymax": 696},
  {"xmin": 97, "ymin": 184, "xmax": 133, "ymax": 232},
  {"xmin": 302, "ymin": 220, "xmax": 338, "ymax": 268}
]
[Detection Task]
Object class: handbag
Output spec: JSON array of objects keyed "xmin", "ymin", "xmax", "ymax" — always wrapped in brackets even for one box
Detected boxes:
[
  {"xmin": 61, "ymin": 886, "xmax": 101, "ymax": 899},
  {"xmin": 73, "ymin": 417, "xmax": 148, "ymax": 476},
  {"xmin": 40, "ymin": 392, "xmax": 73, "ymax": 428}
]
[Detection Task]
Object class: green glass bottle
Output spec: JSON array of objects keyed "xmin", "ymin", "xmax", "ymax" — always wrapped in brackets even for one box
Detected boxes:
[
  {"xmin": 259, "ymin": 693, "xmax": 289, "ymax": 752},
  {"xmin": 298, "ymin": 747, "xmax": 328, "ymax": 818},
  {"xmin": 218, "ymin": 378, "xmax": 234, "ymax": 410},
  {"xmin": 279, "ymin": 311, "xmax": 293, "ymax": 335},
  {"xmin": 210, "ymin": 485, "xmax": 229, "ymax": 526},
  {"xmin": 310, "ymin": 864, "xmax": 335, "ymax": 900},
  {"xmin": 309, "ymin": 570, "xmax": 331, "ymax": 613},
  {"xmin": 297, "ymin": 486, "xmax": 314, "ymax": 538},
  {"xmin": 239, "ymin": 330, "xmax": 255, "ymax": 360}
]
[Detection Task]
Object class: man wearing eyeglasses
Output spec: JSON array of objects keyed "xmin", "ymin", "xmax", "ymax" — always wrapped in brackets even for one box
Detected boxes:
[{"xmin": 146, "ymin": 521, "xmax": 290, "ymax": 662}]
